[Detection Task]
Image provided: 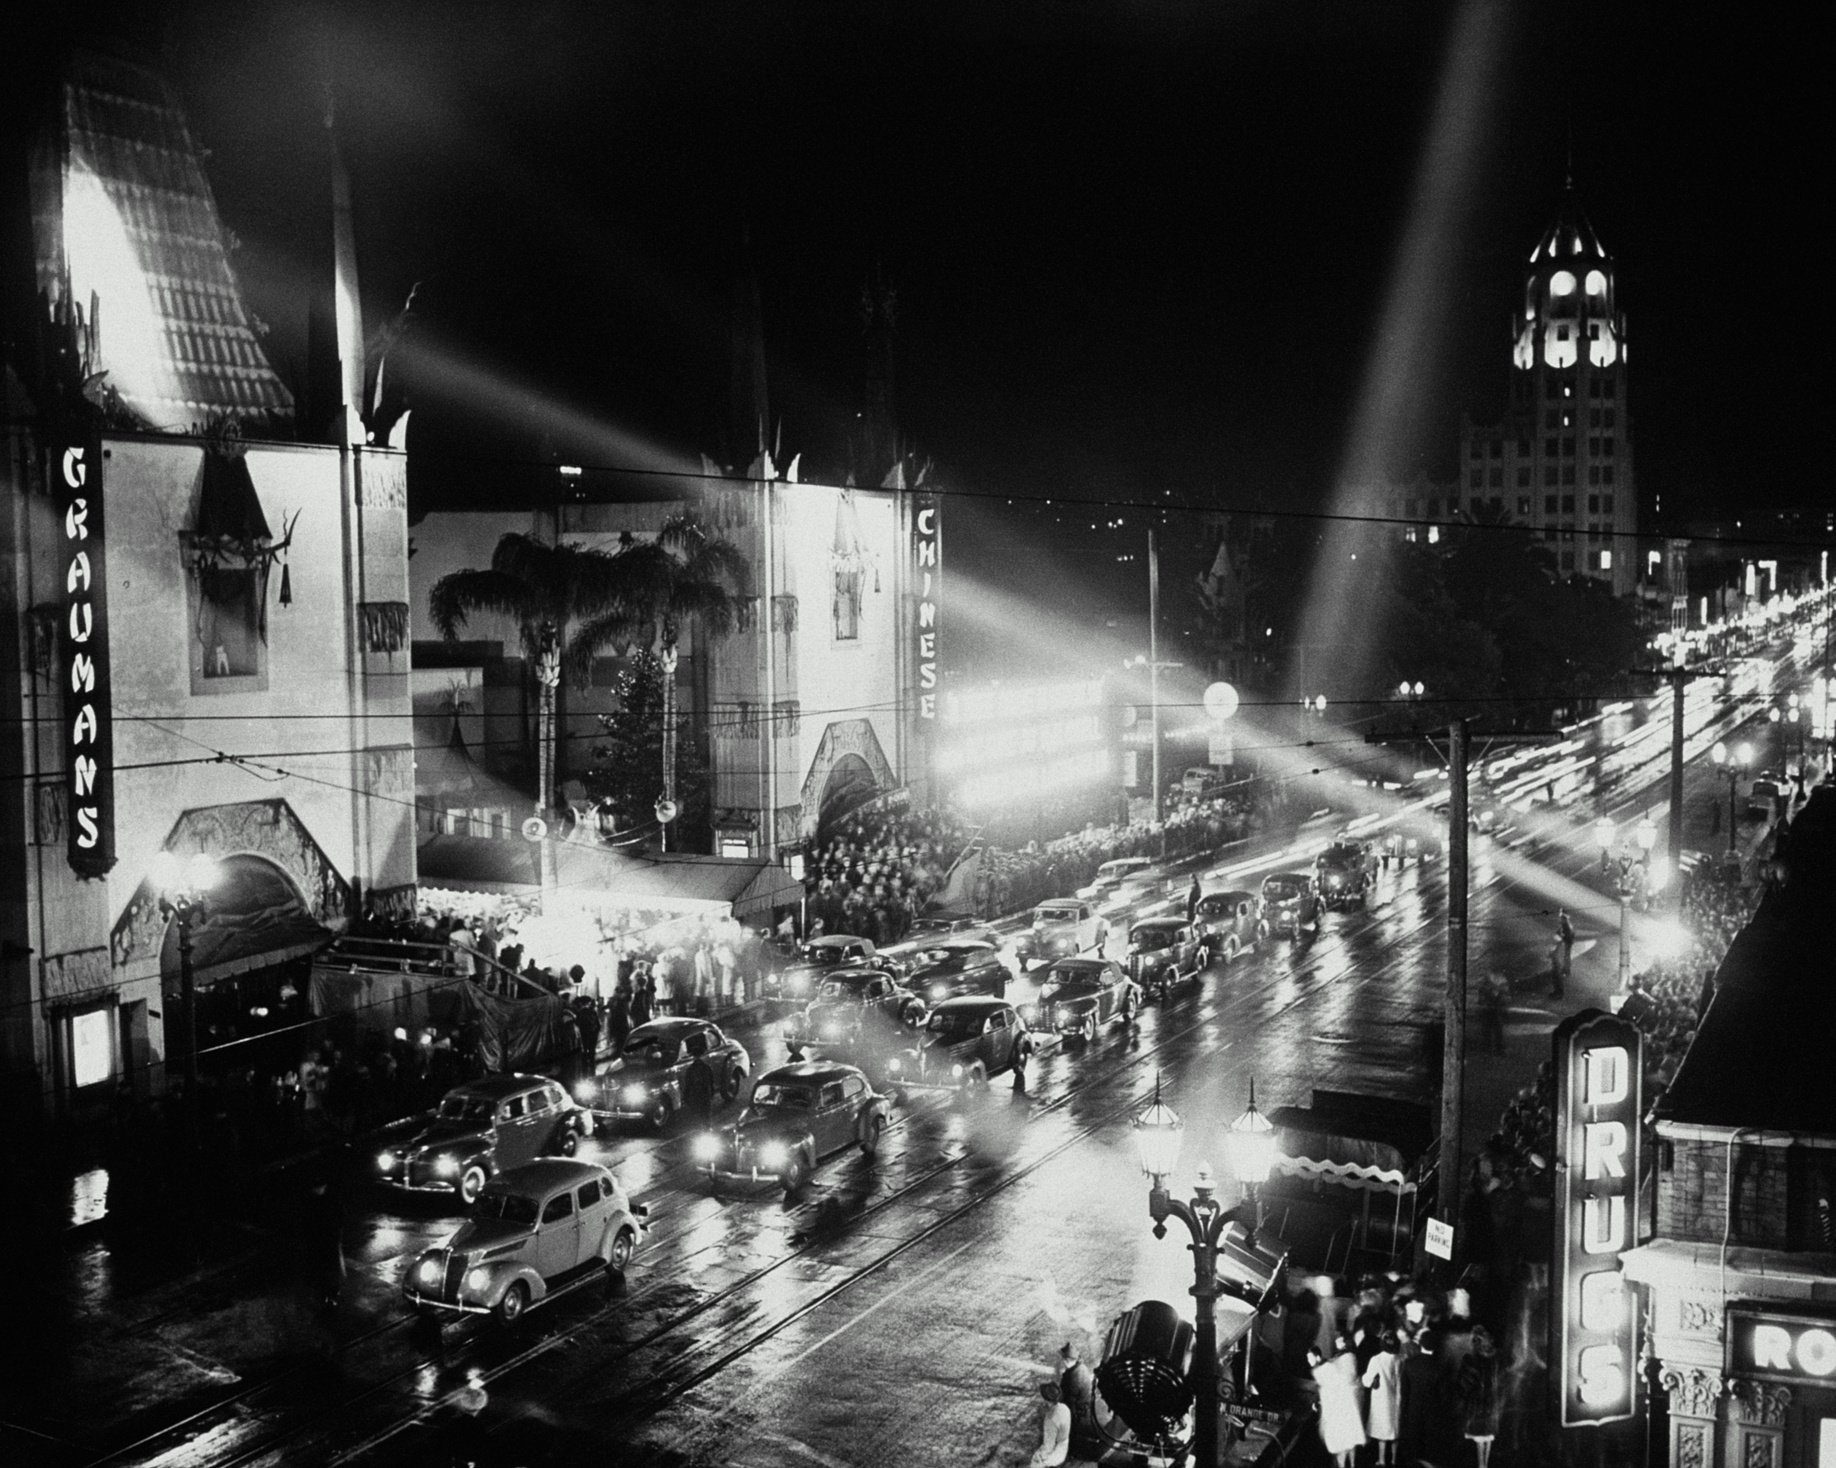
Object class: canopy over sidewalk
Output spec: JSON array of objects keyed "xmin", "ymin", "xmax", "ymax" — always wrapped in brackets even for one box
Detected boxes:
[{"xmin": 415, "ymin": 834, "xmax": 804, "ymax": 921}]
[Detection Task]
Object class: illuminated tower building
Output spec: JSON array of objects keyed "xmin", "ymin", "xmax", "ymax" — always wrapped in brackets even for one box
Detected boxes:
[{"xmin": 1460, "ymin": 188, "xmax": 1635, "ymax": 596}]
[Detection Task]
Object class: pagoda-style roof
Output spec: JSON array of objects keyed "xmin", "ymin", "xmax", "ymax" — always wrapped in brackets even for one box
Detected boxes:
[
  {"xmin": 1528, "ymin": 188, "xmax": 1608, "ymax": 265},
  {"xmin": 33, "ymin": 49, "xmax": 294, "ymax": 431}
]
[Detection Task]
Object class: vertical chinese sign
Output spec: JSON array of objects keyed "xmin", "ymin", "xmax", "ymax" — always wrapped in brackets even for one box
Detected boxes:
[
  {"xmin": 913, "ymin": 494, "xmax": 940, "ymax": 722},
  {"xmin": 55, "ymin": 437, "xmax": 116, "ymax": 877},
  {"xmin": 1551, "ymin": 1009, "xmax": 1641, "ymax": 1427}
]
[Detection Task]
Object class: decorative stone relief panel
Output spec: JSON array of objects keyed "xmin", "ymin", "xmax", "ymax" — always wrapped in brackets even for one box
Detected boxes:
[
  {"xmin": 357, "ymin": 452, "xmax": 407, "ymax": 510},
  {"xmin": 1678, "ymin": 1295, "xmax": 1723, "ymax": 1338},
  {"xmin": 110, "ymin": 798, "xmax": 350, "ymax": 968},
  {"xmin": 1742, "ymin": 1432, "xmax": 1777, "ymax": 1468},
  {"xmin": 1729, "ymin": 1380, "xmax": 1791, "ymax": 1429},
  {"xmin": 1663, "ymin": 1365, "xmax": 1725, "ymax": 1421},
  {"xmin": 40, "ymin": 947, "xmax": 112, "ymax": 1003},
  {"xmin": 1677, "ymin": 1424, "xmax": 1707, "ymax": 1468},
  {"xmin": 34, "ymin": 781, "xmax": 67, "ymax": 846}
]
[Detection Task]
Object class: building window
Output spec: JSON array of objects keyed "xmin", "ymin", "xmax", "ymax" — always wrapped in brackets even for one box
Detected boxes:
[
  {"xmin": 1468, "ymin": 471, "xmax": 1482, "ymax": 489},
  {"xmin": 1605, "ymin": 379, "xmax": 1616, "ymax": 399},
  {"xmin": 1562, "ymin": 495, "xmax": 1575, "ymax": 512},
  {"xmin": 1563, "ymin": 412, "xmax": 1573, "ymax": 429},
  {"xmin": 1490, "ymin": 441, "xmax": 1502, "ymax": 458},
  {"xmin": 1516, "ymin": 439, "xmax": 1529, "ymax": 456},
  {"xmin": 1603, "ymin": 496, "xmax": 1614, "ymax": 514},
  {"xmin": 1544, "ymin": 496, "xmax": 1558, "ymax": 514},
  {"xmin": 64, "ymin": 1002, "xmax": 116, "ymax": 1090},
  {"xmin": 1517, "ymin": 497, "xmax": 1531, "ymax": 516},
  {"xmin": 1489, "ymin": 496, "xmax": 1503, "ymax": 514},
  {"xmin": 1545, "ymin": 377, "xmax": 1560, "ymax": 400},
  {"xmin": 1544, "ymin": 467, "xmax": 1558, "ymax": 487},
  {"xmin": 1545, "ymin": 437, "xmax": 1558, "ymax": 456},
  {"xmin": 1590, "ymin": 378, "xmax": 1603, "ymax": 398},
  {"xmin": 1603, "ymin": 467, "xmax": 1615, "ymax": 485},
  {"xmin": 1589, "ymin": 408, "xmax": 1601, "ymax": 427},
  {"xmin": 1488, "ymin": 468, "xmax": 1502, "ymax": 487},
  {"xmin": 1469, "ymin": 441, "xmax": 1483, "ymax": 459},
  {"xmin": 1544, "ymin": 410, "xmax": 1559, "ymax": 430},
  {"xmin": 1562, "ymin": 437, "xmax": 1575, "ymax": 457},
  {"xmin": 1517, "ymin": 467, "xmax": 1530, "ymax": 487},
  {"xmin": 1543, "ymin": 526, "xmax": 1558, "ymax": 541},
  {"xmin": 1556, "ymin": 325, "xmax": 1570, "ymax": 341},
  {"xmin": 1562, "ymin": 466, "xmax": 1575, "ymax": 485},
  {"xmin": 1604, "ymin": 437, "xmax": 1616, "ymax": 456},
  {"xmin": 1589, "ymin": 494, "xmax": 1601, "ymax": 513},
  {"xmin": 188, "ymin": 564, "xmax": 270, "ymax": 694},
  {"xmin": 1560, "ymin": 550, "xmax": 1574, "ymax": 570},
  {"xmin": 832, "ymin": 567, "xmax": 862, "ymax": 641},
  {"xmin": 1589, "ymin": 467, "xmax": 1601, "ymax": 485},
  {"xmin": 1605, "ymin": 409, "xmax": 1617, "ymax": 427}
]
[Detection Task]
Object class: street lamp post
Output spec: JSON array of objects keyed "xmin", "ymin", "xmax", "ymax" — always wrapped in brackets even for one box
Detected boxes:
[
  {"xmin": 1134, "ymin": 1078, "xmax": 1279, "ymax": 1466},
  {"xmin": 151, "ymin": 852, "xmax": 221, "ymax": 1147},
  {"xmin": 1592, "ymin": 816, "xmax": 1656, "ymax": 1004},
  {"xmin": 1712, "ymin": 740, "xmax": 1753, "ymax": 858}
]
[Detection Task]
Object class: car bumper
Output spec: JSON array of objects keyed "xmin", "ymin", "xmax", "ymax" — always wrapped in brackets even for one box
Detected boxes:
[
  {"xmin": 703, "ymin": 1162, "xmax": 787, "ymax": 1185},
  {"xmin": 402, "ymin": 1284, "xmax": 492, "ymax": 1316},
  {"xmin": 375, "ymin": 1168, "xmax": 465, "ymax": 1193}
]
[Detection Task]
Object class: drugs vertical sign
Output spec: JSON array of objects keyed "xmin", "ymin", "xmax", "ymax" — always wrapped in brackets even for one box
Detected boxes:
[{"xmin": 56, "ymin": 437, "xmax": 116, "ymax": 877}]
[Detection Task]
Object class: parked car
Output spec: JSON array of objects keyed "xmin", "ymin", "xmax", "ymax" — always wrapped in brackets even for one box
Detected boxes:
[
  {"xmin": 886, "ymin": 996, "xmax": 1034, "ymax": 1095},
  {"xmin": 1381, "ymin": 830, "xmax": 1440, "ymax": 866},
  {"xmin": 1123, "ymin": 917, "xmax": 1205, "ymax": 997},
  {"xmin": 693, "ymin": 1061, "xmax": 890, "ymax": 1196},
  {"xmin": 402, "ymin": 1160, "xmax": 647, "ymax": 1324},
  {"xmin": 371, "ymin": 1075, "xmax": 593, "ymax": 1207},
  {"xmin": 1076, "ymin": 856, "xmax": 1161, "ymax": 910},
  {"xmin": 902, "ymin": 914, "xmax": 995, "ymax": 943},
  {"xmin": 1013, "ymin": 900, "xmax": 1109, "ymax": 971},
  {"xmin": 1315, "ymin": 840, "xmax": 1377, "ymax": 910},
  {"xmin": 904, "ymin": 939, "xmax": 1013, "ymax": 1003},
  {"xmin": 768, "ymin": 934, "xmax": 891, "ymax": 1002},
  {"xmin": 1019, "ymin": 958, "xmax": 1139, "ymax": 1044},
  {"xmin": 783, "ymin": 967, "xmax": 928, "ymax": 1058},
  {"xmin": 573, "ymin": 1018, "xmax": 750, "ymax": 1130},
  {"xmin": 1192, "ymin": 889, "xmax": 1266, "ymax": 963},
  {"xmin": 1260, "ymin": 871, "xmax": 1321, "ymax": 938},
  {"xmin": 1748, "ymin": 772, "xmax": 1785, "ymax": 820}
]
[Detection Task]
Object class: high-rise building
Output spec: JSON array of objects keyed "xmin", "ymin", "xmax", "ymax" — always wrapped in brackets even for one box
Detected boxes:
[{"xmin": 1460, "ymin": 188, "xmax": 1636, "ymax": 596}]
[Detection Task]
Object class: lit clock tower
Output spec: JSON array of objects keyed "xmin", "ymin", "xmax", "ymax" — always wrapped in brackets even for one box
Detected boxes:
[{"xmin": 1461, "ymin": 188, "xmax": 1635, "ymax": 596}]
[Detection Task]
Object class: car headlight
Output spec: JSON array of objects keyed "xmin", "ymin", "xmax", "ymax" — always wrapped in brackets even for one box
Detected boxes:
[
  {"xmin": 433, "ymin": 1155, "xmax": 459, "ymax": 1177},
  {"xmin": 951, "ymin": 1063, "xmax": 964, "ymax": 1078},
  {"xmin": 930, "ymin": 985, "xmax": 948, "ymax": 1000},
  {"xmin": 377, "ymin": 1151, "xmax": 397, "ymax": 1172},
  {"xmin": 465, "ymin": 1268, "xmax": 491, "ymax": 1294},
  {"xmin": 418, "ymin": 1258, "xmax": 442, "ymax": 1286},
  {"xmin": 888, "ymin": 1056, "xmax": 903, "ymax": 1074},
  {"xmin": 693, "ymin": 1133, "xmax": 721, "ymax": 1162},
  {"xmin": 621, "ymin": 1084, "xmax": 648, "ymax": 1106},
  {"xmin": 573, "ymin": 1080, "xmax": 598, "ymax": 1103},
  {"xmin": 757, "ymin": 1140, "xmax": 789, "ymax": 1171}
]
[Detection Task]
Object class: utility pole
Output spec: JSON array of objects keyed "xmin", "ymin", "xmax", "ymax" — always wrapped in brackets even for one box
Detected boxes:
[{"xmin": 1439, "ymin": 718, "xmax": 1468, "ymax": 1241}]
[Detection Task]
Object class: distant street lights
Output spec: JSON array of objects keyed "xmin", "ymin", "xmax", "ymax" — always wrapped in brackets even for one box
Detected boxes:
[
  {"xmin": 1134, "ymin": 1078, "xmax": 1279, "ymax": 1467},
  {"xmin": 1591, "ymin": 816, "xmax": 1655, "ymax": 1004},
  {"xmin": 1769, "ymin": 693, "xmax": 1807, "ymax": 771},
  {"xmin": 1712, "ymin": 740, "xmax": 1754, "ymax": 857},
  {"xmin": 151, "ymin": 852, "xmax": 221, "ymax": 1146}
]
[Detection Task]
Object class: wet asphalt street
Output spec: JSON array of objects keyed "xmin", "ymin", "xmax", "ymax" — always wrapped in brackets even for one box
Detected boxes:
[{"xmin": 11, "ymin": 649, "xmax": 1815, "ymax": 1468}]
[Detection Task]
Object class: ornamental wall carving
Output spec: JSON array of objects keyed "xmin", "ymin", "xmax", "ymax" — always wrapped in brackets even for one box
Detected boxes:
[
  {"xmin": 1678, "ymin": 1295, "xmax": 1722, "ymax": 1337},
  {"xmin": 1729, "ymin": 1380, "xmax": 1791, "ymax": 1429},
  {"xmin": 1661, "ymin": 1365, "xmax": 1725, "ymax": 1421},
  {"xmin": 40, "ymin": 947, "xmax": 112, "ymax": 1003},
  {"xmin": 796, "ymin": 718, "xmax": 896, "ymax": 836},
  {"xmin": 1676, "ymin": 1423, "xmax": 1708, "ymax": 1468},
  {"xmin": 357, "ymin": 453, "xmax": 407, "ymax": 510},
  {"xmin": 1744, "ymin": 1432, "xmax": 1778, "ymax": 1468},
  {"xmin": 110, "ymin": 798, "xmax": 351, "ymax": 968}
]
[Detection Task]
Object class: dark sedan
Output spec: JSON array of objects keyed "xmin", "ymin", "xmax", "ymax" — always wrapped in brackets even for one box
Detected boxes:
[
  {"xmin": 1192, "ymin": 889, "xmax": 1267, "ymax": 963},
  {"xmin": 886, "ymin": 996, "xmax": 1033, "ymax": 1095},
  {"xmin": 693, "ymin": 1061, "xmax": 890, "ymax": 1197},
  {"xmin": 1124, "ymin": 918, "xmax": 1205, "ymax": 997},
  {"xmin": 904, "ymin": 939, "xmax": 1013, "ymax": 1004},
  {"xmin": 370, "ymin": 1075, "xmax": 591, "ymax": 1207},
  {"xmin": 783, "ymin": 968, "xmax": 927, "ymax": 1057},
  {"xmin": 573, "ymin": 1018, "xmax": 751, "ymax": 1130},
  {"xmin": 1019, "ymin": 959, "xmax": 1138, "ymax": 1044}
]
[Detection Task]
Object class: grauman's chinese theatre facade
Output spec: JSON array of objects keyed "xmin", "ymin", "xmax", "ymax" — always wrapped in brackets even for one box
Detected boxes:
[{"xmin": 0, "ymin": 48, "xmax": 415, "ymax": 1119}]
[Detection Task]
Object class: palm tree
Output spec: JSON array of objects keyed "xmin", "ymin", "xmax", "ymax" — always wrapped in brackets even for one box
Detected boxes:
[
  {"xmin": 429, "ymin": 516, "xmax": 746, "ymax": 835},
  {"xmin": 570, "ymin": 514, "xmax": 749, "ymax": 837}
]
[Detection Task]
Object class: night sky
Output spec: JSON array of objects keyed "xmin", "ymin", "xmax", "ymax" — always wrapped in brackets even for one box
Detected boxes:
[{"xmin": 13, "ymin": 1, "xmax": 1821, "ymax": 649}]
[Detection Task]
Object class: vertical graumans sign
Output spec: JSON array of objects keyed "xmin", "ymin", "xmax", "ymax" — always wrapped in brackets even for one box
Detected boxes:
[
  {"xmin": 1551, "ymin": 1009, "xmax": 1641, "ymax": 1427},
  {"xmin": 914, "ymin": 493, "xmax": 940, "ymax": 721},
  {"xmin": 56, "ymin": 437, "xmax": 116, "ymax": 877}
]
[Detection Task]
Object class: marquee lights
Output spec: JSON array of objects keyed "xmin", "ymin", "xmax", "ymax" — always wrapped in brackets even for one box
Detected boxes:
[
  {"xmin": 1552, "ymin": 1012, "xmax": 1640, "ymax": 1426},
  {"xmin": 913, "ymin": 495, "xmax": 940, "ymax": 720},
  {"xmin": 57, "ymin": 438, "xmax": 116, "ymax": 877}
]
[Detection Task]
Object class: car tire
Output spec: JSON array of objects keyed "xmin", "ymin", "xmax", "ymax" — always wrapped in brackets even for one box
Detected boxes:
[
  {"xmin": 723, "ymin": 1064, "xmax": 746, "ymax": 1103},
  {"xmin": 650, "ymin": 1096, "xmax": 675, "ymax": 1133},
  {"xmin": 782, "ymin": 1155, "xmax": 808, "ymax": 1198},
  {"xmin": 1122, "ymin": 990, "xmax": 1139, "ymax": 1022},
  {"xmin": 607, "ymin": 1226, "xmax": 637, "ymax": 1274},
  {"xmin": 552, "ymin": 1129, "xmax": 579, "ymax": 1158},
  {"xmin": 458, "ymin": 1164, "xmax": 488, "ymax": 1206},
  {"xmin": 496, "ymin": 1280, "xmax": 530, "ymax": 1324},
  {"xmin": 1222, "ymin": 936, "xmax": 1239, "ymax": 965},
  {"xmin": 1081, "ymin": 1013, "xmax": 1098, "ymax": 1046},
  {"xmin": 860, "ymin": 1113, "xmax": 886, "ymax": 1156}
]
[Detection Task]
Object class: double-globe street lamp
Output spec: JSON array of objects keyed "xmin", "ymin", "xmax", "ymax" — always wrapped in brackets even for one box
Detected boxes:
[
  {"xmin": 1712, "ymin": 740, "xmax": 1754, "ymax": 858},
  {"xmin": 151, "ymin": 852, "xmax": 221, "ymax": 1145},
  {"xmin": 1592, "ymin": 815, "xmax": 1656, "ymax": 1003},
  {"xmin": 1133, "ymin": 1079, "xmax": 1279, "ymax": 1468}
]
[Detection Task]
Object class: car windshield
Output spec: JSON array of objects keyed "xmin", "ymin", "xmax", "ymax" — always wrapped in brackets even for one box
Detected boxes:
[
  {"xmin": 435, "ymin": 1095, "xmax": 495, "ymax": 1124},
  {"xmin": 472, "ymin": 1191, "xmax": 541, "ymax": 1225},
  {"xmin": 798, "ymin": 946, "xmax": 850, "ymax": 967},
  {"xmin": 1196, "ymin": 896, "xmax": 1233, "ymax": 919},
  {"xmin": 1322, "ymin": 845, "xmax": 1359, "ymax": 864},
  {"xmin": 1040, "ymin": 975, "xmax": 1101, "ymax": 1001},
  {"xmin": 1130, "ymin": 927, "xmax": 1176, "ymax": 951},
  {"xmin": 623, "ymin": 1038, "xmax": 679, "ymax": 1067},
  {"xmin": 750, "ymin": 1083, "xmax": 815, "ymax": 1112},
  {"xmin": 817, "ymin": 976, "xmax": 873, "ymax": 1000},
  {"xmin": 927, "ymin": 1009, "xmax": 986, "ymax": 1040},
  {"xmin": 1036, "ymin": 907, "xmax": 1079, "ymax": 924},
  {"xmin": 1264, "ymin": 878, "xmax": 1305, "ymax": 901}
]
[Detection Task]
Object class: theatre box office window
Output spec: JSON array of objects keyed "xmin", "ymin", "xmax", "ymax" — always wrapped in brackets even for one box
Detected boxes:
[{"xmin": 183, "ymin": 440, "xmax": 296, "ymax": 694}]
